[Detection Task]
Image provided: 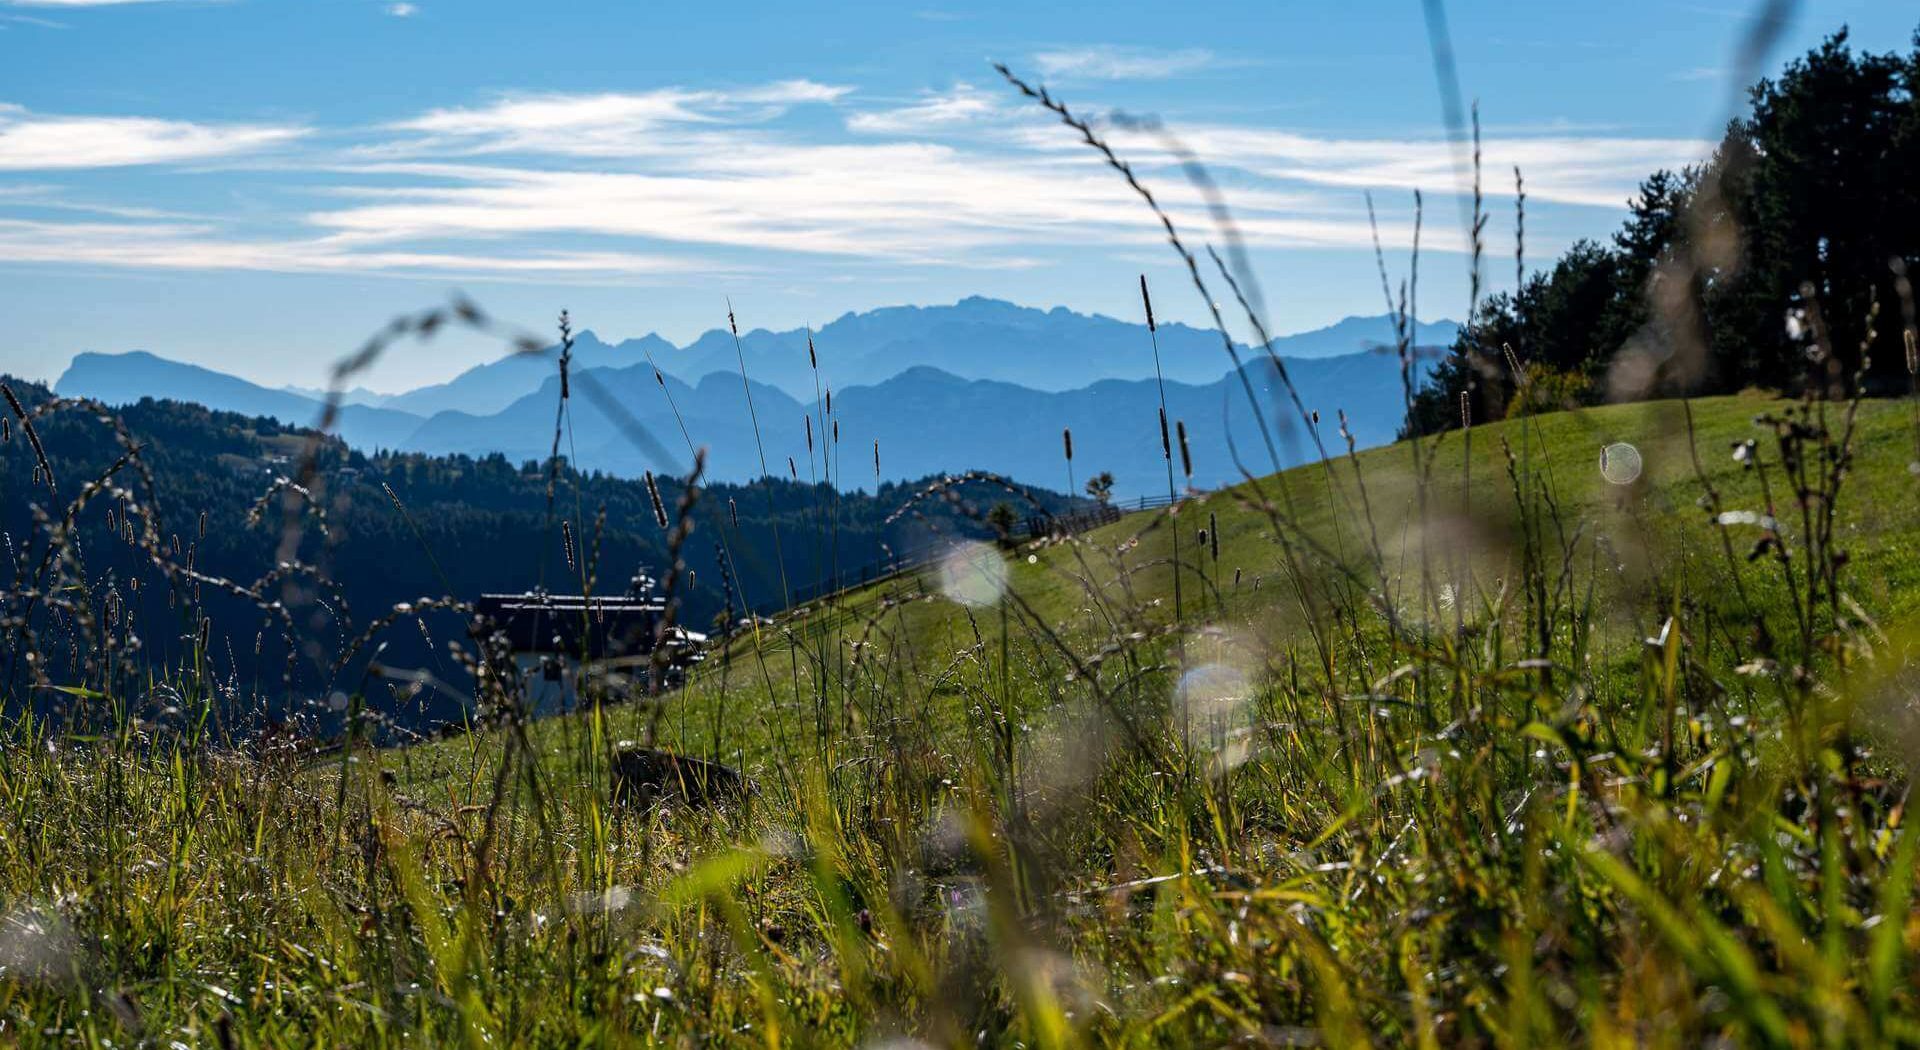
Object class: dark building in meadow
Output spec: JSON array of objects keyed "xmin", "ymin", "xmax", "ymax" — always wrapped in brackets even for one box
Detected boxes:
[{"xmin": 471, "ymin": 571, "xmax": 705, "ymax": 713}]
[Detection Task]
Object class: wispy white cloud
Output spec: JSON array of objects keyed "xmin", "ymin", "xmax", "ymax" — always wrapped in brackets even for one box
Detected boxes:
[
  {"xmin": 1014, "ymin": 120, "xmax": 1709, "ymax": 209},
  {"xmin": 0, "ymin": 80, "xmax": 1711, "ymax": 283},
  {"xmin": 0, "ymin": 217, "xmax": 723, "ymax": 279},
  {"xmin": 0, "ymin": 184, "xmax": 210, "ymax": 220},
  {"xmin": 0, "ymin": 103, "xmax": 304, "ymax": 169},
  {"xmin": 1032, "ymin": 45, "xmax": 1216, "ymax": 81},
  {"xmin": 299, "ymin": 140, "xmax": 1412, "ymax": 267},
  {"xmin": 846, "ymin": 83, "xmax": 998, "ymax": 134},
  {"xmin": 385, "ymin": 2, "xmax": 417, "ymax": 15},
  {"xmin": 304, "ymin": 153, "xmax": 1147, "ymax": 260},
  {"xmin": 388, "ymin": 80, "xmax": 850, "ymax": 156}
]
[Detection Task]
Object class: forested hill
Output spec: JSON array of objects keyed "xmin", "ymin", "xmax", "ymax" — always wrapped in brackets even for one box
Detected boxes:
[{"xmin": 0, "ymin": 379, "xmax": 1069, "ymax": 733}]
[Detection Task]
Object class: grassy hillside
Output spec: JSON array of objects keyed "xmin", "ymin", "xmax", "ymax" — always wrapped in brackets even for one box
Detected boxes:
[
  {"xmin": 5, "ymin": 389, "xmax": 1920, "ymax": 1046},
  {"xmin": 403, "ymin": 391, "xmax": 1920, "ymax": 779}
]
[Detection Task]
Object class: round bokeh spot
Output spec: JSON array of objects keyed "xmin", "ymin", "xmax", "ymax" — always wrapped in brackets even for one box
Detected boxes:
[
  {"xmin": 1599, "ymin": 442, "xmax": 1643, "ymax": 485},
  {"xmin": 937, "ymin": 541, "xmax": 1009, "ymax": 608}
]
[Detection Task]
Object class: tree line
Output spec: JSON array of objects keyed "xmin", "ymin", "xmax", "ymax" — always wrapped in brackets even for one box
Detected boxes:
[
  {"xmin": 2, "ymin": 381, "xmax": 1068, "ymax": 731},
  {"xmin": 1409, "ymin": 27, "xmax": 1920, "ymax": 435}
]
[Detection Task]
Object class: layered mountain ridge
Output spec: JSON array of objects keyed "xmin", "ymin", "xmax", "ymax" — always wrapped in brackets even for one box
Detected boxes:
[{"xmin": 56, "ymin": 297, "xmax": 1454, "ymax": 496}]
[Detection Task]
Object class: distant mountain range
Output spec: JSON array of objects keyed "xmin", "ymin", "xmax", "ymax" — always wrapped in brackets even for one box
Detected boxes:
[
  {"xmin": 56, "ymin": 298, "xmax": 1454, "ymax": 496},
  {"xmin": 60, "ymin": 350, "xmax": 430, "ymax": 451},
  {"xmin": 397, "ymin": 355, "xmax": 1431, "ymax": 494},
  {"xmin": 660, "ymin": 296, "xmax": 1456, "ymax": 398}
]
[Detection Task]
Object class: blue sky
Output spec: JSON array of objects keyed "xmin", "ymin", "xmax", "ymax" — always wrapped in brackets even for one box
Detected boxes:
[{"xmin": 0, "ymin": 0, "xmax": 1913, "ymax": 391}]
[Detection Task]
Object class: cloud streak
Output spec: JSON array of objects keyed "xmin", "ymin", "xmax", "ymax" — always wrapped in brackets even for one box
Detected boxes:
[
  {"xmin": 1016, "ymin": 120, "xmax": 1710, "ymax": 209},
  {"xmin": 847, "ymin": 83, "xmax": 998, "ymax": 134},
  {"xmin": 0, "ymin": 79, "xmax": 1711, "ymax": 282},
  {"xmin": 0, "ymin": 103, "xmax": 304, "ymax": 169},
  {"xmin": 1032, "ymin": 45, "xmax": 1217, "ymax": 81},
  {"xmin": 388, "ymin": 81, "xmax": 850, "ymax": 157},
  {"xmin": 0, "ymin": 216, "xmax": 725, "ymax": 279}
]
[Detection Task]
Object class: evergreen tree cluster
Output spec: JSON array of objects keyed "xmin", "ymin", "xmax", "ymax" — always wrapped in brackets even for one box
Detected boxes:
[
  {"xmin": 1409, "ymin": 28, "xmax": 1920, "ymax": 435},
  {"xmin": 2, "ymin": 381, "xmax": 1068, "ymax": 731}
]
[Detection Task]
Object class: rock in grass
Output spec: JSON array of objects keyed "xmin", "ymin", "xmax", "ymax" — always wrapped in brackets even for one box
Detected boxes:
[{"xmin": 612, "ymin": 745, "xmax": 747, "ymax": 808}]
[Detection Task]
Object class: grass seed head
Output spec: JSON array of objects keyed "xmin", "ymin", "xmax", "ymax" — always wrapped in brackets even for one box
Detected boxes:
[{"xmin": 645, "ymin": 472, "xmax": 668, "ymax": 530}]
